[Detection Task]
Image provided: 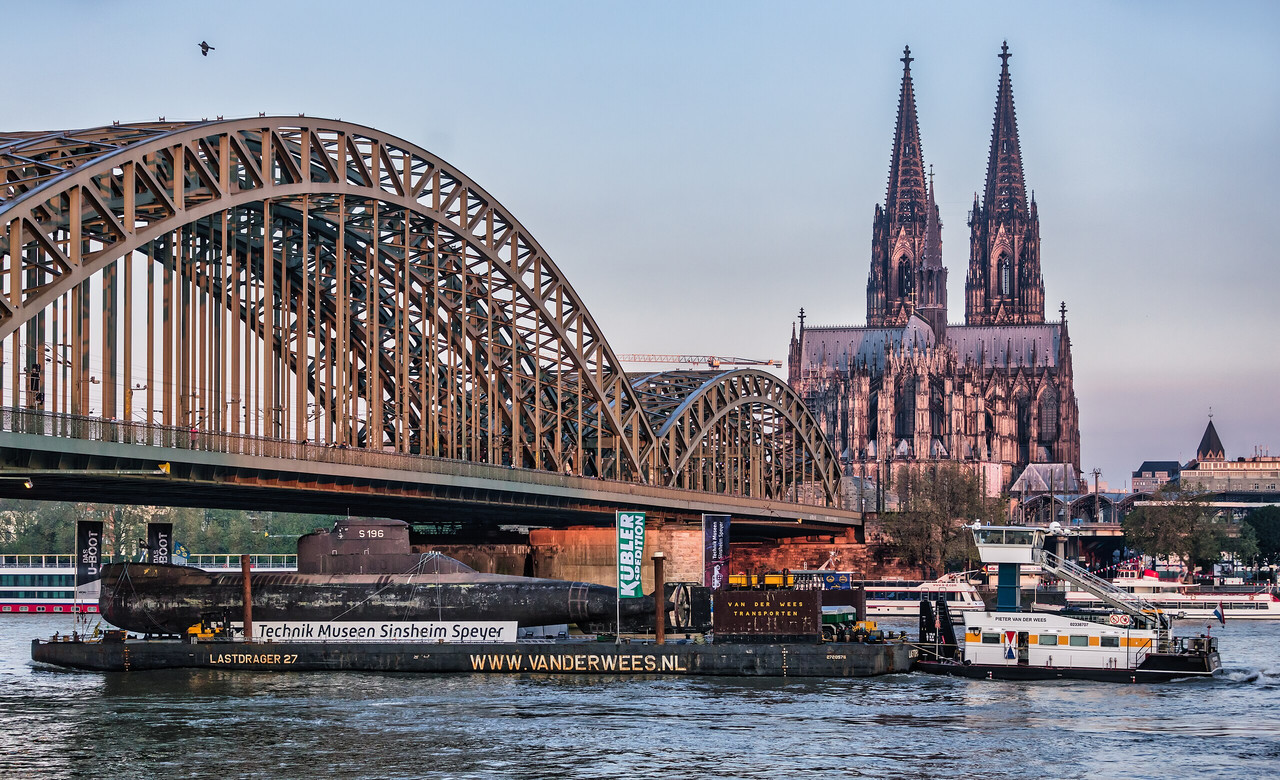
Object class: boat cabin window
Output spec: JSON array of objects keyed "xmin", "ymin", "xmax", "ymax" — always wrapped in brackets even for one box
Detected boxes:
[
  {"xmin": 1068, "ymin": 635, "xmax": 1089, "ymax": 647},
  {"xmin": 1038, "ymin": 634, "xmax": 1058, "ymax": 646},
  {"xmin": 1100, "ymin": 636, "xmax": 1119, "ymax": 648},
  {"xmin": 981, "ymin": 633, "xmax": 1000, "ymax": 644},
  {"xmin": 972, "ymin": 527, "xmax": 1044, "ymax": 547}
]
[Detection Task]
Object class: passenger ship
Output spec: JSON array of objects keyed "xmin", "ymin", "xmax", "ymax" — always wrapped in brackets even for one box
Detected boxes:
[
  {"xmin": 917, "ymin": 527, "xmax": 1221, "ymax": 683},
  {"xmin": 0, "ymin": 555, "xmax": 99, "ymax": 615},
  {"xmin": 0, "ymin": 554, "xmax": 296, "ymax": 616},
  {"xmin": 1064, "ymin": 567, "xmax": 1280, "ymax": 620}
]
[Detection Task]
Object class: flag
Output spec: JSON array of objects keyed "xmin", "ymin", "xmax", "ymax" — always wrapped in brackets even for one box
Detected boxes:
[
  {"xmin": 616, "ymin": 511, "xmax": 646, "ymax": 598},
  {"xmin": 147, "ymin": 522, "xmax": 173, "ymax": 564},
  {"xmin": 75, "ymin": 520, "xmax": 104, "ymax": 585},
  {"xmin": 1213, "ymin": 601, "xmax": 1226, "ymax": 626}
]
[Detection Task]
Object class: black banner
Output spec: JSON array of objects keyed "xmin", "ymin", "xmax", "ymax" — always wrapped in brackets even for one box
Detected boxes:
[
  {"xmin": 75, "ymin": 520, "xmax": 104, "ymax": 584},
  {"xmin": 147, "ymin": 522, "xmax": 173, "ymax": 565},
  {"xmin": 703, "ymin": 514, "xmax": 731, "ymax": 590}
]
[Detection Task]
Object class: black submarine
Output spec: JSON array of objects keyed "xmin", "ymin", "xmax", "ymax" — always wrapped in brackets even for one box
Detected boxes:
[{"xmin": 99, "ymin": 517, "xmax": 661, "ymax": 636}]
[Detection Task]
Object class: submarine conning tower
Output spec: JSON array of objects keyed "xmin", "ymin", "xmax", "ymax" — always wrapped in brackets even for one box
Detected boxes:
[
  {"xmin": 971, "ymin": 526, "xmax": 1046, "ymax": 613},
  {"xmin": 295, "ymin": 518, "xmax": 474, "ymax": 576}
]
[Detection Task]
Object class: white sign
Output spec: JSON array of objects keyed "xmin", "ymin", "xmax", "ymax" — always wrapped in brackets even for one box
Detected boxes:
[{"xmin": 252, "ymin": 621, "xmax": 517, "ymax": 643}]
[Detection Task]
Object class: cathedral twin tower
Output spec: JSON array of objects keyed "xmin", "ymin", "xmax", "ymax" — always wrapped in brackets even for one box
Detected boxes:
[
  {"xmin": 789, "ymin": 43, "xmax": 1081, "ymax": 493},
  {"xmin": 868, "ymin": 42, "xmax": 1044, "ymax": 335}
]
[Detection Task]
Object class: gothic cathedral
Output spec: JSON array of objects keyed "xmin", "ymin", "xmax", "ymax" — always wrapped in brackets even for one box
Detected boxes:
[{"xmin": 788, "ymin": 44, "xmax": 1081, "ymax": 495}]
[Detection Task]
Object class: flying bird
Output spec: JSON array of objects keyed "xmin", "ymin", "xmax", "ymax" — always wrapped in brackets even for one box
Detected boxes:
[{"xmin": 198, "ymin": 41, "xmax": 215, "ymax": 56}]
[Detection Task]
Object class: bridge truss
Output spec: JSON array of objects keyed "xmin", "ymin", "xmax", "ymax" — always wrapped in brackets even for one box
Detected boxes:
[{"xmin": 0, "ymin": 119, "xmax": 841, "ymax": 507}]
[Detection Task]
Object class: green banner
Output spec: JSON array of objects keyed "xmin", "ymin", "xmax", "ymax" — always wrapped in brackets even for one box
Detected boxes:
[{"xmin": 616, "ymin": 511, "xmax": 646, "ymax": 598}]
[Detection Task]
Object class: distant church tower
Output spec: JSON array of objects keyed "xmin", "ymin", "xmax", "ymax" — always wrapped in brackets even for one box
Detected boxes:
[
  {"xmin": 965, "ymin": 42, "xmax": 1045, "ymax": 326},
  {"xmin": 868, "ymin": 47, "xmax": 946, "ymax": 332}
]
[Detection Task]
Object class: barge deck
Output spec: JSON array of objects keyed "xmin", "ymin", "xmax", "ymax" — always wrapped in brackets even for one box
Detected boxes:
[{"xmin": 32, "ymin": 637, "xmax": 918, "ymax": 677}]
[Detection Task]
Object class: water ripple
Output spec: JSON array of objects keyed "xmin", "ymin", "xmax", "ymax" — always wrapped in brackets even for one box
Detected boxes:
[{"xmin": 2, "ymin": 615, "xmax": 1279, "ymax": 779}]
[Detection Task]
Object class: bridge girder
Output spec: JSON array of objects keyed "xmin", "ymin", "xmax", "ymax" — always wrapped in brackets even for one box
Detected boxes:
[{"xmin": 0, "ymin": 119, "xmax": 842, "ymax": 507}]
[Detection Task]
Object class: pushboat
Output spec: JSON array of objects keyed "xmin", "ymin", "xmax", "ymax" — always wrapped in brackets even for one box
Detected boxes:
[{"xmin": 916, "ymin": 526, "xmax": 1221, "ymax": 683}]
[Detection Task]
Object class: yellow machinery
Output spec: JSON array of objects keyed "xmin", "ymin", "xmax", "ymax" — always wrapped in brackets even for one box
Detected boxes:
[
  {"xmin": 186, "ymin": 612, "xmax": 234, "ymax": 642},
  {"xmin": 727, "ymin": 572, "xmax": 797, "ymax": 588}
]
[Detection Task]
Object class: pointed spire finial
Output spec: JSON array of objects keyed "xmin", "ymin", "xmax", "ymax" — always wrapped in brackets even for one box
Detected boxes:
[
  {"xmin": 798, "ymin": 307, "xmax": 806, "ymax": 331},
  {"xmin": 902, "ymin": 45, "xmax": 913, "ymax": 70},
  {"xmin": 1208, "ymin": 405, "xmax": 1213, "ymax": 420},
  {"xmin": 1059, "ymin": 301, "xmax": 1067, "ymax": 321},
  {"xmin": 1000, "ymin": 41, "xmax": 1011, "ymax": 68}
]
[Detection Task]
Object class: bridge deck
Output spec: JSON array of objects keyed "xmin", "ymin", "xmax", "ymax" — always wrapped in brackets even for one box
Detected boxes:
[{"xmin": 0, "ymin": 413, "xmax": 862, "ymax": 539}]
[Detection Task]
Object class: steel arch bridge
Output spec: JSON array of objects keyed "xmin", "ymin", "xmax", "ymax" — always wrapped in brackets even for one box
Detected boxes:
[{"xmin": 0, "ymin": 118, "xmax": 842, "ymax": 513}]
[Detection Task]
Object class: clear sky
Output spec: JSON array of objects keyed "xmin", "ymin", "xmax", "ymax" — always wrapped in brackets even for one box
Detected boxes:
[{"xmin": 8, "ymin": 1, "xmax": 1278, "ymax": 491}]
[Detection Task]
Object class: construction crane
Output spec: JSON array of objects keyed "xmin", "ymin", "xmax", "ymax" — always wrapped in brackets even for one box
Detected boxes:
[{"xmin": 615, "ymin": 354, "xmax": 781, "ymax": 369}]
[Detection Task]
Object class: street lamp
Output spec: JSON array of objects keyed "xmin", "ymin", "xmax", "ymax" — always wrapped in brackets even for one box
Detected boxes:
[{"xmin": 1091, "ymin": 467, "xmax": 1102, "ymax": 522}]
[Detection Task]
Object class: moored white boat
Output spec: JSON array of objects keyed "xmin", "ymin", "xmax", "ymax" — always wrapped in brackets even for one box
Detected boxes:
[
  {"xmin": 1064, "ymin": 567, "xmax": 1280, "ymax": 620},
  {"xmin": 0, "ymin": 555, "xmax": 98, "ymax": 615},
  {"xmin": 791, "ymin": 570, "xmax": 987, "ymax": 617}
]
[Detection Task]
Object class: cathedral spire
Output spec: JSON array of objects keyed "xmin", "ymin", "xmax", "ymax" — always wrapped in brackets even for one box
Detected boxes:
[
  {"xmin": 983, "ymin": 41, "xmax": 1028, "ymax": 217},
  {"xmin": 867, "ymin": 46, "xmax": 932, "ymax": 328},
  {"xmin": 915, "ymin": 165, "xmax": 948, "ymax": 338},
  {"xmin": 885, "ymin": 46, "xmax": 928, "ymax": 224},
  {"xmin": 923, "ymin": 166, "xmax": 943, "ymax": 271},
  {"xmin": 965, "ymin": 42, "xmax": 1044, "ymax": 326}
]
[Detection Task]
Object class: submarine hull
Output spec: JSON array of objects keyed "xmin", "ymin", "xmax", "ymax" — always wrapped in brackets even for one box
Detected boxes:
[{"xmin": 100, "ymin": 563, "xmax": 640, "ymax": 635}]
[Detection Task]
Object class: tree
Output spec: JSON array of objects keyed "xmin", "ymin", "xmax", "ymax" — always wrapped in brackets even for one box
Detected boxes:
[
  {"xmin": 0, "ymin": 500, "xmax": 341, "ymax": 557},
  {"xmin": 880, "ymin": 463, "xmax": 1002, "ymax": 578},
  {"xmin": 1221, "ymin": 522, "xmax": 1259, "ymax": 570},
  {"xmin": 1122, "ymin": 484, "xmax": 1235, "ymax": 577},
  {"xmin": 1243, "ymin": 506, "xmax": 1280, "ymax": 566}
]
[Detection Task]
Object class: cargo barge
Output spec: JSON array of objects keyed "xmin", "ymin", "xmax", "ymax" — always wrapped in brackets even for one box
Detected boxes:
[
  {"xmin": 31, "ymin": 635, "xmax": 917, "ymax": 677},
  {"xmin": 33, "ymin": 516, "xmax": 918, "ymax": 678}
]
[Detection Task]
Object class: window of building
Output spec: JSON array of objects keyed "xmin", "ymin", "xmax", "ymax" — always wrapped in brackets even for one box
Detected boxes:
[
  {"xmin": 1039, "ymin": 387, "xmax": 1058, "ymax": 442},
  {"xmin": 1068, "ymin": 635, "xmax": 1089, "ymax": 647},
  {"xmin": 999, "ymin": 256, "xmax": 1011, "ymax": 295}
]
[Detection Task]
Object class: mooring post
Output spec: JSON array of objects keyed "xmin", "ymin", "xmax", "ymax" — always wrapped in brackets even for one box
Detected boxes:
[
  {"xmin": 652, "ymin": 551, "xmax": 666, "ymax": 645},
  {"xmin": 241, "ymin": 554, "xmax": 253, "ymax": 641}
]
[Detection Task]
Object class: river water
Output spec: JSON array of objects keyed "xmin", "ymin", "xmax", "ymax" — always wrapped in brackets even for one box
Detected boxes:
[{"xmin": 1, "ymin": 614, "xmax": 1276, "ymax": 779}]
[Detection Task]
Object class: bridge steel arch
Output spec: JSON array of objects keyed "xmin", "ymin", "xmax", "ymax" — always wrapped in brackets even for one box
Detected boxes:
[
  {"xmin": 0, "ymin": 119, "xmax": 841, "ymax": 507},
  {"xmin": 632, "ymin": 370, "xmax": 840, "ymax": 503}
]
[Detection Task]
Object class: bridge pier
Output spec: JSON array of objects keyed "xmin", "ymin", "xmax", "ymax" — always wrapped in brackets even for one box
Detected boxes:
[{"xmin": 421, "ymin": 524, "xmax": 918, "ymax": 589}]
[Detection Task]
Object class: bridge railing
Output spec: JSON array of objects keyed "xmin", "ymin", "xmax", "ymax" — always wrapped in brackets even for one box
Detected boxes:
[{"xmin": 1, "ymin": 408, "xmax": 836, "ymax": 508}]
